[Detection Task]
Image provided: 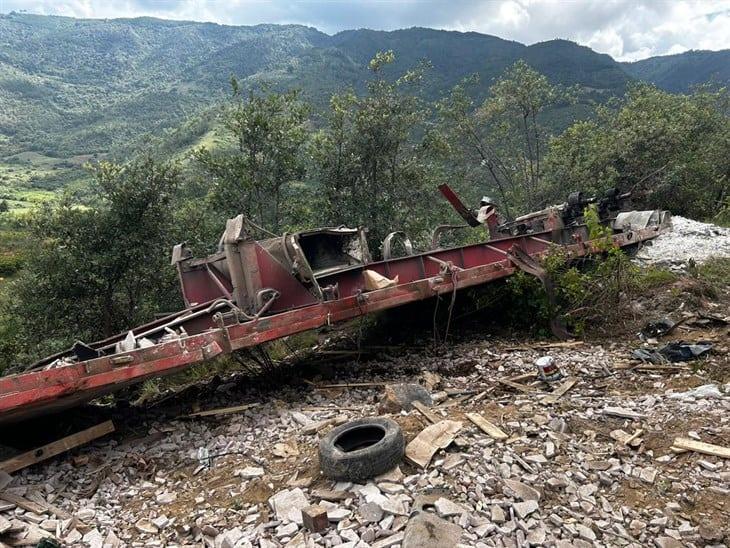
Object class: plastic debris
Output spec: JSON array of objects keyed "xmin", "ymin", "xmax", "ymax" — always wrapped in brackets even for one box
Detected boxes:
[{"xmin": 632, "ymin": 341, "xmax": 713, "ymax": 363}]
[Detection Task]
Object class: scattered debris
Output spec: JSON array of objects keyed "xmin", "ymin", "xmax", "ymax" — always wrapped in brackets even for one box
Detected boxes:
[
  {"xmin": 535, "ymin": 355, "xmax": 563, "ymax": 382},
  {"xmin": 669, "ymin": 384, "xmax": 724, "ymax": 400},
  {"xmin": 362, "ymin": 269, "xmax": 399, "ymax": 291},
  {"xmin": 0, "ymin": 421, "xmax": 114, "ymax": 476},
  {"xmin": 380, "ymin": 383, "xmax": 433, "ymax": 412},
  {"xmin": 635, "ymin": 215, "xmax": 730, "ymax": 270},
  {"xmin": 632, "ymin": 341, "xmax": 713, "ymax": 363},
  {"xmin": 185, "ymin": 403, "xmax": 259, "ymax": 418},
  {"xmin": 318, "ymin": 417, "xmax": 404, "ymax": 481},
  {"xmin": 602, "ymin": 406, "xmax": 647, "ymax": 419},
  {"xmin": 301, "ymin": 505, "xmax": 328, "ymax": 532},
  {"xmin": 465, "ymin": 412, "xmax": 508, "ymax": 440},
  {"xmin": 541, "ymin": 376, "xmax": 578, "ymax": 404},
  {"xmin": 671, "ymin": 437, "xmax": 730, "ymax": 459},
  {"xmin": 403, "ymin": 510, "xmax": 462, "ymax": 547},
  {"xmin": 1, "ymin": 323, "xmax": 729, "ymax": 546},
  {"xmin": 639, "ymin": 318, "xmax": 679, "ymax": 340},
  {"xmin": 405, "ymin": 420, "xmax": 462, "ymax": 468}
]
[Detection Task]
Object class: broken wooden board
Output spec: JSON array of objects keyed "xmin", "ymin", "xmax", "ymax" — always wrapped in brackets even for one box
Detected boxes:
[
  {"xmin": 0, "ymin": 493, "xmax": 46, "ymax": 515},
  {"xmin": 610, "ymin": 429, "xmax": 643, "ymax": 448},
  {"xmin": 465, "ymin": 413, "xmax": 508, "ymax": 440},
  {"xmin": 0, "ymin": 421, "xmax": 115, "ymax": 474},
  {"xmin": 411, "ymin": 401, "xmax": 439, "ymax": 425},
  {"xmin": 186, "ymin": 403, "xmax": 259, "ymax": 418},
  {"xmin": 497, "ymin": 379, "xmax": 539, "ymax": 394},
  {"xmin": 672, "ymin": 437, "xmax": 730, "ymax": 459},
  {"xmin": 313, "ymin": 382, "xmax": 385, "ymax": 390},
  {"xmin": 541, "ymin": 377, "xmax": 578, "ymax": 405},
  {"xmin": 301, "ymin": 416, "xmax": 348, "ymax": 435},
  {"xmin": 405, "ymin": 420, "xmax": 462, "ymax": 468},
  {"xmin": 25, "ymin": 491, "xmax": 71, "ymax": 520}
]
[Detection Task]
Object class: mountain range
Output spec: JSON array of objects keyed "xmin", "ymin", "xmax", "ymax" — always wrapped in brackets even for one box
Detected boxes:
[{"xmin": 1, "ymin": 12, "xmax": 728, "ymax": 161}]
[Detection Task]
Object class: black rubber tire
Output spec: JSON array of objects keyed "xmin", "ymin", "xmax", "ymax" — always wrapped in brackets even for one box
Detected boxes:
[{"xmin": 318, "ymin": 417, "xmax": 405, "ymax": 481}]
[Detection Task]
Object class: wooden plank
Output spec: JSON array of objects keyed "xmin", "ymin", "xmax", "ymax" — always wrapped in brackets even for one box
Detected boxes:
[
  {"xmin": 497, "ymin": 379, "xmax": 539, "ymax": 394},
  {"xmin": 0, "ymin": 421, "xmax": 115, "ymax": 474},
  {"xmin": 25, "ymin": 491, "xmax": 71, "ymax": 520},
  {"xmin": 0, "ymin": 493, "xmax": 45, "ymax": 515},
  {"xmin": 411, "ymin": 401, "xmax": 438, "ymax": 424},
  {"xmin": 542, "ymin": 377, "xmax": 578, "ymax": 404},
  {"xmin": 405, "ymin": 420, "xmax": 462, "ymax": 468},
  {"xmin": 672, "ymin": 437, "xmax": 730, "ymax": 459},
  {"xmin": 186, "ymin": 403, "xmax": 258, "ymax": 418},
  {"xmin": 465, "ymin": 413, "xmax": 508, "ymax": 440},
  {"xmin": 314, "ymin": 382, "xmax": 384, "ymax": 389}
]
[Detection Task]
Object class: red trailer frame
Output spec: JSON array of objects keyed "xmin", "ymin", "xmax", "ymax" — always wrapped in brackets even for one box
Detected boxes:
[{"xmin": 0, "ymin": 189, "xmax": 669, "ymax": 424}]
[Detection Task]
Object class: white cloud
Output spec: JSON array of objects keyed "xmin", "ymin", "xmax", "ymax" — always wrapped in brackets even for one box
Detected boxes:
[{"xmin": 0, "ymin": 0, "xmax": 728, "ymax": 60}]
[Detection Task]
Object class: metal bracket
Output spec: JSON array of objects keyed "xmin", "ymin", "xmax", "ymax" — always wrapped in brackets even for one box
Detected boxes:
[{"xmin": 506, "ymin": 245, "xmax": 572, "ymax": 340}]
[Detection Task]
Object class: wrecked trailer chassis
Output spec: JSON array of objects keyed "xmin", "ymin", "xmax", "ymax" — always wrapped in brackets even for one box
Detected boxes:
[{"xmin": 0, "ymin": 193, "xmax": 669, "ymax": 425}]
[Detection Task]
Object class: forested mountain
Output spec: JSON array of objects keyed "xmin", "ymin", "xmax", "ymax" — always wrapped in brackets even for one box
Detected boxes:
[
  {"xmin": 622, "ymin": 50, "xmax": 730, "ymax": 93},
  {"xmin": 0, "ymin": 12, "xmax": 728, "ymax": 160}
]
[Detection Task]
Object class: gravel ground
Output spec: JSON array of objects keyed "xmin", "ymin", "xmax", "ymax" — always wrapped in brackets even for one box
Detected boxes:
[
  {"xmin": 635, "ymin": 216, "xmax": 730, "ymax": 271},
  {"xmin": 1, "ymin": 327, "xmax": 728, "ymax": 547}
]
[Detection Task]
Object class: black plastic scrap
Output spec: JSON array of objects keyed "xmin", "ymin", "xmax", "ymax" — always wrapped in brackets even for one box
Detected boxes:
[
  {"xmin": 632, "ymin": 341, "xmax": 713, "ymax": 364},
  {"xmin": 639, "ymin": 318, "xmax": 677, "ymax": 340}
]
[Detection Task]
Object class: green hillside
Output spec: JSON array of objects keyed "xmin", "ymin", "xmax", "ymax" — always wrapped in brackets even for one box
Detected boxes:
[
  {"xmin": 0, "ymin": 13, "xmax": 640, "ymax": 161},
  {"xmin": 0, "ymin": 12, "xmax": 728, "ymax": 216}
]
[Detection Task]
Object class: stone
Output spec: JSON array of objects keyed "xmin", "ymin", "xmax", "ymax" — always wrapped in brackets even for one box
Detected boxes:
[
  {"xmin": 83, "ymin": 528, "xmax": 103, "ymax": 548},
  {"xmin": 359, "ymin": 502, "xmax": 384, "ymax": 523},
  {"xmin": 276, "ymin": 522, "xmax": 299, "ymax": 538},
  {"xmin": 327, "ymin": 507, "xmax": 351, "ymax": 521},
  {"xmin": 545, "ymin": 441, "xmax": 556, "ymax": 458},
  {"xmin": 655, "ymin": 537, "xmax": 683, "ymax": 548},
  {"xmin": 576, "ymin": 523, "xmax": 596, "ymax": 541},
  {"xmin": 379, "ymin": 482, "xmax": 405, "ymax": 494},
  {"xmin": 434, "ymin": 497, "xmax": 467, "ymax": 517},
  {"xmin": 527, "ymin": 526, "xmax": 546, "ymax": 544},
  {"xmin": 490, "ymin": 505, "xmax": 506, "ymax": 524},
  {"xmin": 402, "ymin": 512, "xmax": 462, "ymax": 548},
  {"xmin": 503, "ymin": 479, "xmax": 541, "ymax": 501},
  {"xmin": 512, "ymin": 500, "xmax": 538, "ymax": 519},
  {"xmin": 372, "ymin": 532, "xmax": 406, "ymax": 548},
  {"xmin": 698, "ymin": 524, "xmax": 724, "ymax": 542},
  {"xmin": 269, "ymin": 488, "xmax": 309, "ymax": 524},
  {"xmin": 312, "ymin": 488, "xmax": 349, "ymax": 501},
  {"xmin": 640, "ymin": 467, "xmax": 658, "ymax": 484},
  {"xmin": 380, "ymin": 383, "xmax": 433, "ymax": 412},
  {"xmin": 302, "ymin": 505, "xmax": 328, "ymax": 532},
  {"xmin": 156, "ymin": 491, "xmax": 177, "ymax": 504},
  {"xmin": 134, "ymin": 518, "xmax": 158, "ymax": 535},
  {"xmin": 151, "ymin": 515, "xmax": 169, "ymax": 529},
  {"xmin": 75, "ymin": 508, "xmax": 96, "ymax": 521},
  {"xmin": 237, "ymin": 466, "xmax": 265, "ymax": 479}
]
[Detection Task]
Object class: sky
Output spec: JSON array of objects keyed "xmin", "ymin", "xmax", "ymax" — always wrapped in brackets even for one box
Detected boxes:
[{"xmin": 1, "ymin": 0, "xmax": 729, "ymax": 61}]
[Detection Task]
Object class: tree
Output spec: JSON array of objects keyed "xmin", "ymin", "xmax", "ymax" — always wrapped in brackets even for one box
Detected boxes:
[
  {"xmin": 194, "ymin": 82, "xmax": 310, "ymax": 232},
  {"xmin": 310, "ymin": 51, "xmax": 447, "ymax": 252},
  {"xmin": 439, "ymin": 61, "xmax": 569, "ymax": 217},
  {"xmin": 544, "ymin": 84, "xmax": 730, "ymax": 219},
  {"xmin": 2, "ymin": 157, "xmax": 182, "ymax": 365}
]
